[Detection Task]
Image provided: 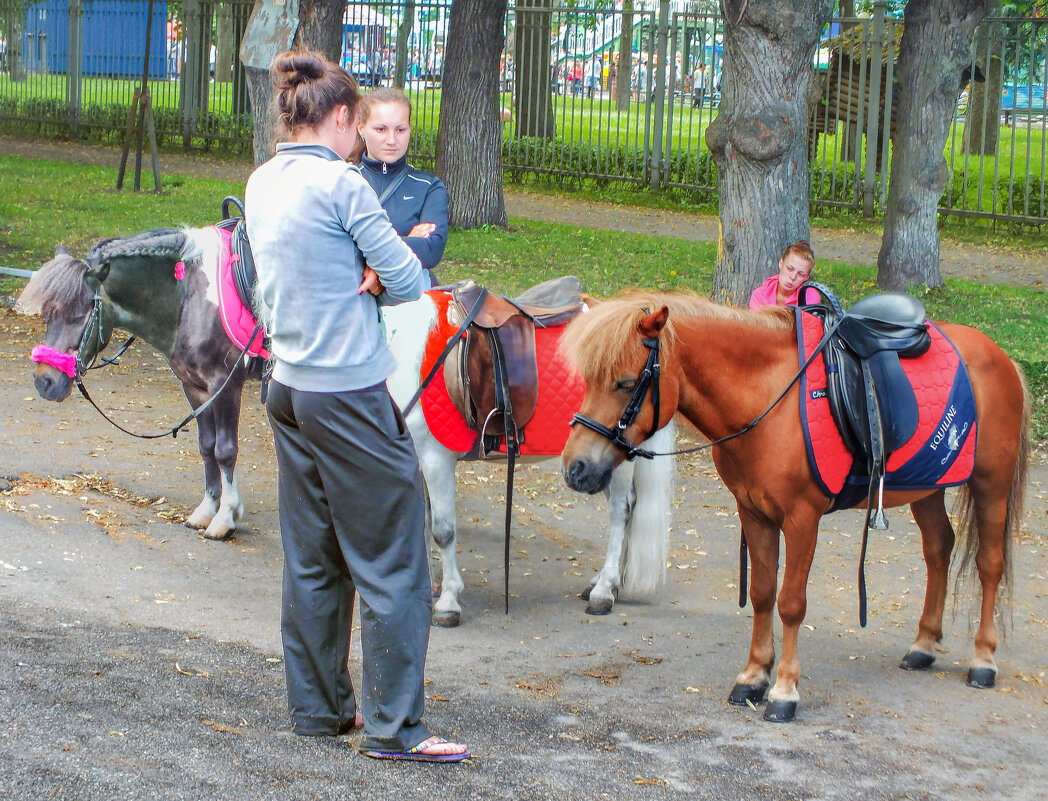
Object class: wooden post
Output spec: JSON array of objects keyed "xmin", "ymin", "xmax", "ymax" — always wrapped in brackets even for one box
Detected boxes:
[
  {"xmin": 117, "ymin": 0, "xmax": 162, "ymax": 192},
  {"xmin": 862, "ymin": 1, "xmax": 886, "ymax": 217},
  {"xmin": 66, "ymin": 0, "xmax": 83, "ymax": 137}
]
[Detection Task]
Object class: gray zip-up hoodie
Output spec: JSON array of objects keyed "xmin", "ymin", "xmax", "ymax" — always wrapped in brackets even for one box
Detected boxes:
[{"xmin": 246, "ymin": 142, "xmax": 423, "ymax": 393}]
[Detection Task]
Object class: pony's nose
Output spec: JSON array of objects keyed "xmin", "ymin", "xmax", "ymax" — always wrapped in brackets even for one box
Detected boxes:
[
  {"xmin": 564, "ymin": 456, "xmax": 612, "ymax": 495},
  {"xmin": 35, "ymin": 372, "xmax": 54, "ymax": 397}
]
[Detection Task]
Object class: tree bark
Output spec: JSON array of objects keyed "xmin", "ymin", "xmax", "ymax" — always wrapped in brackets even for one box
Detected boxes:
[
  {"xmin": 6, "ymin": 16, "xmax": 26, "ymax": 82},
  {"xmin": 394, "ymin": 0, "xmax": 417, "ymax": 89},
  {"xmin": 615, "ymin": 0, "xmax": 634, "ymax": 113},
  {"xmin": 514, "ymin": 0, "xmax": 556, "ymax": 139},
  {"xmin": 963, "ymin": 22, "xmax": 1003, "ymax": 156},
  {"xmin": 216, "ymin": 3, "xmax": 235, "ymax": 83},
  {"xmin": 436, "ymin": 0, "xmax": 509, "ymax": 228},
  {"xmin": 242, "ymin": 0, "xmax": 345, "ymax": 166},
  {"xmin": 705, "ymin": 0, "xmax": 833, "ymax": 306},
  {"xmin": 877, "ymin": 0, "xmax": 997, "ymax": 291}
]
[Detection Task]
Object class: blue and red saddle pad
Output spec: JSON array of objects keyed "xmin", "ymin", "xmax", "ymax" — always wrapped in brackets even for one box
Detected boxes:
[{"xmin": 796, "ymin": 308, "xmax": 977, "ymax": 511}]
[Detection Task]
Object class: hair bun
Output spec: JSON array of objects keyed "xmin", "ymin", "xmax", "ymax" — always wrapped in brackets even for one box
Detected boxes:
[{"xmin": 272, "ymin": 51, "xmax": 325, "ymax": 90}]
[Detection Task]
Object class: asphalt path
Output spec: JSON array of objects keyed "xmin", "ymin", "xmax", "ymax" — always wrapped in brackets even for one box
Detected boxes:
[{"xmin": 2, "ymin": 309, "xmax": 1048, "ymax": 800}]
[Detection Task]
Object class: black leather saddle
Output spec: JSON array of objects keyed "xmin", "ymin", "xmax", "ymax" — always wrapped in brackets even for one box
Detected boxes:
[
  {"xmin": 799, "ymin": 282, "xmax": 931, "ymax": 499},
  {"xmin": 216, "ymin": 196, "xmax": 257, "ymax": 312}
]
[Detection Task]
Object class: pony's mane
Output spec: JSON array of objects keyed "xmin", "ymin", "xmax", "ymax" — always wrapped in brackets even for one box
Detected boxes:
[
  {"xmin": 16, "ymin": 249, "xmax": 93, "ymax": 321},
  {"xmin": 561, "ymin": 290, "xmax": 795, "ymax": 385},
  {"xmin": 87, "ymin": 227, "xmax": 188, "ymax": 268}
]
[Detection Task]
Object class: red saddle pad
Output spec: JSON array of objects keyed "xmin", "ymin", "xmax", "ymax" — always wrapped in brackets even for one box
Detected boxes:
[
  {"xmin": 797, "ymin": 310, "xmax": 977, "ymax": 503},
  {"xmin": 419, "ymin": 290, "xmax": 585, "ymax": 456}
]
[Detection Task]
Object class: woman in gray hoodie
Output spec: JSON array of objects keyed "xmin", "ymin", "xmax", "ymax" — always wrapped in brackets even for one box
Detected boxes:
[{"xmin": 245, "ymin": 49, "xmax": 468, "ymax": 763}]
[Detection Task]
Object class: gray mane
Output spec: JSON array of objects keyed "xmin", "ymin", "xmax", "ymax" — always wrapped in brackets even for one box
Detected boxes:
[
  {"xmin": 87, "ymin": 228, "xmax": 187, "ymax": 268},
  {"xmin": 16, "ymin": 249, "xmax": 93, "ymax": 321}
]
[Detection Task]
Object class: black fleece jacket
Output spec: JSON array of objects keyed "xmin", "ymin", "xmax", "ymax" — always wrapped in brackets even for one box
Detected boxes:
[{"xmin": 359, "ymin": 154, "xmax": 448, "ymax": 279}]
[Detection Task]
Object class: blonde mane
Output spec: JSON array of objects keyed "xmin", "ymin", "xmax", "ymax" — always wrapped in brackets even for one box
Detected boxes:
[{"xmin": 561, "ymin": 290, "xmax": 795, "ymax": 385}]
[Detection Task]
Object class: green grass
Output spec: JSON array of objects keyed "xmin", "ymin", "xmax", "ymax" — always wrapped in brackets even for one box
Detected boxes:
[
  {"xmin": 5, "ymin": 73, "xmax": 1047, "ymax": 225},
  {"xmin": 1, "ymin": 154, "xmax": 1045, "ymax": 440}
]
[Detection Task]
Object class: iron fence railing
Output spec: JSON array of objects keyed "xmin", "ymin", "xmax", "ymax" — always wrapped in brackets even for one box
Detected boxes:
[{"xmin": 1, "ymin": 0, "xmax": 1044, "ymax": 223}]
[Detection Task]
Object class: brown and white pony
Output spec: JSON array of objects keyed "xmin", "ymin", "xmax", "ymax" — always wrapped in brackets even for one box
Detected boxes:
[{"xmin": 560, "ymin": 291, "xmax": 1029, "ymax": 722}]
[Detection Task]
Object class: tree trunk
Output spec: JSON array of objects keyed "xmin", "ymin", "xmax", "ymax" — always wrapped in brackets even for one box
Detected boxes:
[
  {"xmin": 216, "ymin": 3, "xmax": 235, "ymax": 83},
  {"xmin": 436, "ymin": 0, "xmax": 508, "ymax": 228},
  {"xmin": 877, "ymin": 0, "xmax": 997, "ymax": 291},
  {"xmin": 513, "ymin": 0, "xmax": 556, "ymax": 139},
  {"xmin": 7, "ymin": 16, "xmax": 26, "ymax": 82},
  {"xmin": 295, "ymin": 0, "xmax": 343, "ymax": 62},
  {"xmin": 241, "ymin": 0, "xmax": 345, "ymax": 166},
  {"xmin": 964, "ymin": 54, "xmax": 1003, "ymax": 155},
  {"xmin": 963, "ymin": 23, "xmax": 1004, "ymax": 157},
  {"xmin": 394, "ymin": 0, "xmax": 416, "ymax": 89},
  {"xmin": 615, "ymin": 0, "xmax": 634, "ymax": 113},
  {"xmin": 704, "ymin": 0, "xmax": 833, "ymax": 306}
]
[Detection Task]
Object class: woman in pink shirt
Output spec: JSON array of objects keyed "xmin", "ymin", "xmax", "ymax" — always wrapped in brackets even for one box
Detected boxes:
[{"xmin": 749, "ymin": 240, "xmax": 815, "ymax": 309}]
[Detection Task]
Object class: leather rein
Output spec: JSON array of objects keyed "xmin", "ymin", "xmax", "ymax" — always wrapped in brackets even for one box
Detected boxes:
[
  {"xmin": 71, "ymin": 290, "xmax": 262, "ymax": 440},
  {"xmin": 570, "ymin": 316, "xmax": 843, "ymax": 461}
]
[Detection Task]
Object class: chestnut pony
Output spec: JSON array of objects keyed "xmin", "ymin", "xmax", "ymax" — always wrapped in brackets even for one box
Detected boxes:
[{"xmin": 560, "ymin": 291, "xmax": 1029, "ymax": 723}]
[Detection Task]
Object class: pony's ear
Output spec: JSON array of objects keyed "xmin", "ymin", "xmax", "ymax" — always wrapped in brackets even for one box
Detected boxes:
[
  {"xmin": 84, "ymin": 261, "xmax": 110, "ymax": 291},
  {"xmin": 638, "ymin": 305, "xmax": 669, "ymax": 337},
  {"xmin": 54, "ymin": 244, "xmax": 70, "ymax": 257}
]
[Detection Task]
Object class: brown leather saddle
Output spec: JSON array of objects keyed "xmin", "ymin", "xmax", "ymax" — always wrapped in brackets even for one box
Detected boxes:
[{"xmin": 443, "ymin": 276, "xmax": 586, "ymax": 456}]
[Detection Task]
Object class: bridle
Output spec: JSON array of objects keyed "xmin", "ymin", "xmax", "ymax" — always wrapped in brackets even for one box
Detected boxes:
[
  {"xmin": 570, "ymin": 335, "xmax": 662, "ymax": 461},
  {"xmin": 34, "ymin": 284, "xmax": 261, "ymax": 440},
  {"xmin": 570, "ymin": 314, "xmax": 844, "ymax": 462}
]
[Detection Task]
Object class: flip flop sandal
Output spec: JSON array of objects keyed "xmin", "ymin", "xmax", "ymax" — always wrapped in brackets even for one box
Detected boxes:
[{"xmin": 363, "ymin": 736, "xmax": 471, "ymax": 763}]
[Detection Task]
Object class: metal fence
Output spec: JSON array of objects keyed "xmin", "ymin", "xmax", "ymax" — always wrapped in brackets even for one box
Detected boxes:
[{"xmin": 1, "ymin": 0, "xmax": 1045, "ymax": 223}]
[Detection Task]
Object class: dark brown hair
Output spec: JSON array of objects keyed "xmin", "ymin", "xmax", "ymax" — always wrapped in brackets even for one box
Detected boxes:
[
  {"xmin": 270, "ymin": 49, "xmax": 360, "ymax": 134},
  {"xmin": 359, "ymin": 87, "xmax": 412, "ymax": 124},
  {"xmin": 780, "ymin": 239, "xmax": 815, "ymax": 265}
]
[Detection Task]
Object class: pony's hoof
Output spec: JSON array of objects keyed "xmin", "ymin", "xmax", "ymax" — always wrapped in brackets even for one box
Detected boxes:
[
  {"xmin": 585, "ymin": 598, "xmax": 614, "ymax": 615},
  {"xmin": 202, "ymin": 527, "xmax": 234, "ymax": 541},
  {"xmin": 762, "ymin": 700, "xmax": 797, "ymax": 723},
  {"xmin": 728, "ymin": 682, "xmax": 768, "ymax": 707},
  {"xmin": 899, "ymin": 650, "xmax": 936, "ymax": 671},
  {"xmin": 432, "ymin": 610, "xmax": 460, "ymax": 628},
  {"xmin": 966, "ymin": 666, "xmax": 997, "ymax": 689},
  {"xmin": 579, "ymin": 584, "xmax": 594, "ymax": 602}
]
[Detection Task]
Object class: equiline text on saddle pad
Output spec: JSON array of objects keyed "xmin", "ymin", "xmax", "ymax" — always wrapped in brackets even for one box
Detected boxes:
[
  {"xmin": 214, "ymin": 225, "xmax": 270, "ymax": 360},
  {"xmin": 796, "ymin": 309, "xmax": 977, "ymax": 510},
  {"xmin": 419, "ymin": 289, "xmax": 585, "ymax": 457}
]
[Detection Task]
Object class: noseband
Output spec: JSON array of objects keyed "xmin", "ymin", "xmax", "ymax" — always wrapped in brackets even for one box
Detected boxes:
[
  {"xmin": 570, "ymin": 335, "xmax": 661, "ymax": 461},
  {"xmin": 30, "ymin": 294, "xmax": 108, "ymax": 378}
]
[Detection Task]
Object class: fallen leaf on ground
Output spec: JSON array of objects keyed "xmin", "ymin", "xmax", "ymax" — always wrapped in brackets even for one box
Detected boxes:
[{"xmin": 201, "ymin": 719, "xmax": 242, "ymax": 735}]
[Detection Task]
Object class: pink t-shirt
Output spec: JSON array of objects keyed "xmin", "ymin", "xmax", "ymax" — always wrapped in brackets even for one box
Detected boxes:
[{"xmin": 749, "ymin": 275, "xmax": 800, "ymax": 310}]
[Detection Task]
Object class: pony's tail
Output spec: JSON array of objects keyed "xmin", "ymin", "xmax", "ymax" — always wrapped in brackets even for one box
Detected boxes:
[
  {"xmin": 621, "ymin": 419, "xmax": 675, "ymax": 595},
  {"xmin": 953, "ymin": 359, "xmax": 1030, "ymax": 617}
]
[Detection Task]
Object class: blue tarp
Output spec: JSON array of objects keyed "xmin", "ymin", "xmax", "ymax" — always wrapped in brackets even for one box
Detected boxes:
[{"xmin": 23, "ymin": 0, "xmax": 168, "ymax": 78}]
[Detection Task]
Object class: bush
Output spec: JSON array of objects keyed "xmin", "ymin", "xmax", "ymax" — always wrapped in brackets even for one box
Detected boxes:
[
  {"xmin": 998, "ymin": 176, "xmax": 1046, "ymax": 220},
  {"xmin": 810, "ymin": 163, "xmax": 860, "ymax": 205}
]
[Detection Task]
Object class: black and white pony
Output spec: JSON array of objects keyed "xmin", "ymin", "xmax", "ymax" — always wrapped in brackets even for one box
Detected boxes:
[{"xmin": 20, "ymin": 228, "xmax": 675, "ymax": 625}]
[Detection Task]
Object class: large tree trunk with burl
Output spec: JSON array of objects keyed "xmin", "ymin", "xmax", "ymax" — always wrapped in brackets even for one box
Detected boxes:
[
  {"xmin": 704, "ymin": 0, "xmax": 832, "ymax": 306},
  {"xmin": 242, "ymin": 0, "xmax": 345, "ymax": 166},
  {"xmin": 877, "ymin": 0, "xmax": 997, "ymax": 291},
  {"xmin": 436, "ymin": 0, "xmax": 508, "ymax": 228}
]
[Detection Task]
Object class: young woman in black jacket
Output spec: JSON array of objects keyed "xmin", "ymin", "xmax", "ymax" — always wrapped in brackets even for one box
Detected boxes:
[{"xmin": 357, "ymin": 88, "xmax": 448, "ymax": 289}]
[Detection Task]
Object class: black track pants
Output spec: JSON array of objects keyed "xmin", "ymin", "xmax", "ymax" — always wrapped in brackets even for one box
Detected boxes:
[{"xmin": 266, "ymin": 380, "xmax": 432, "ymax": 752}]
